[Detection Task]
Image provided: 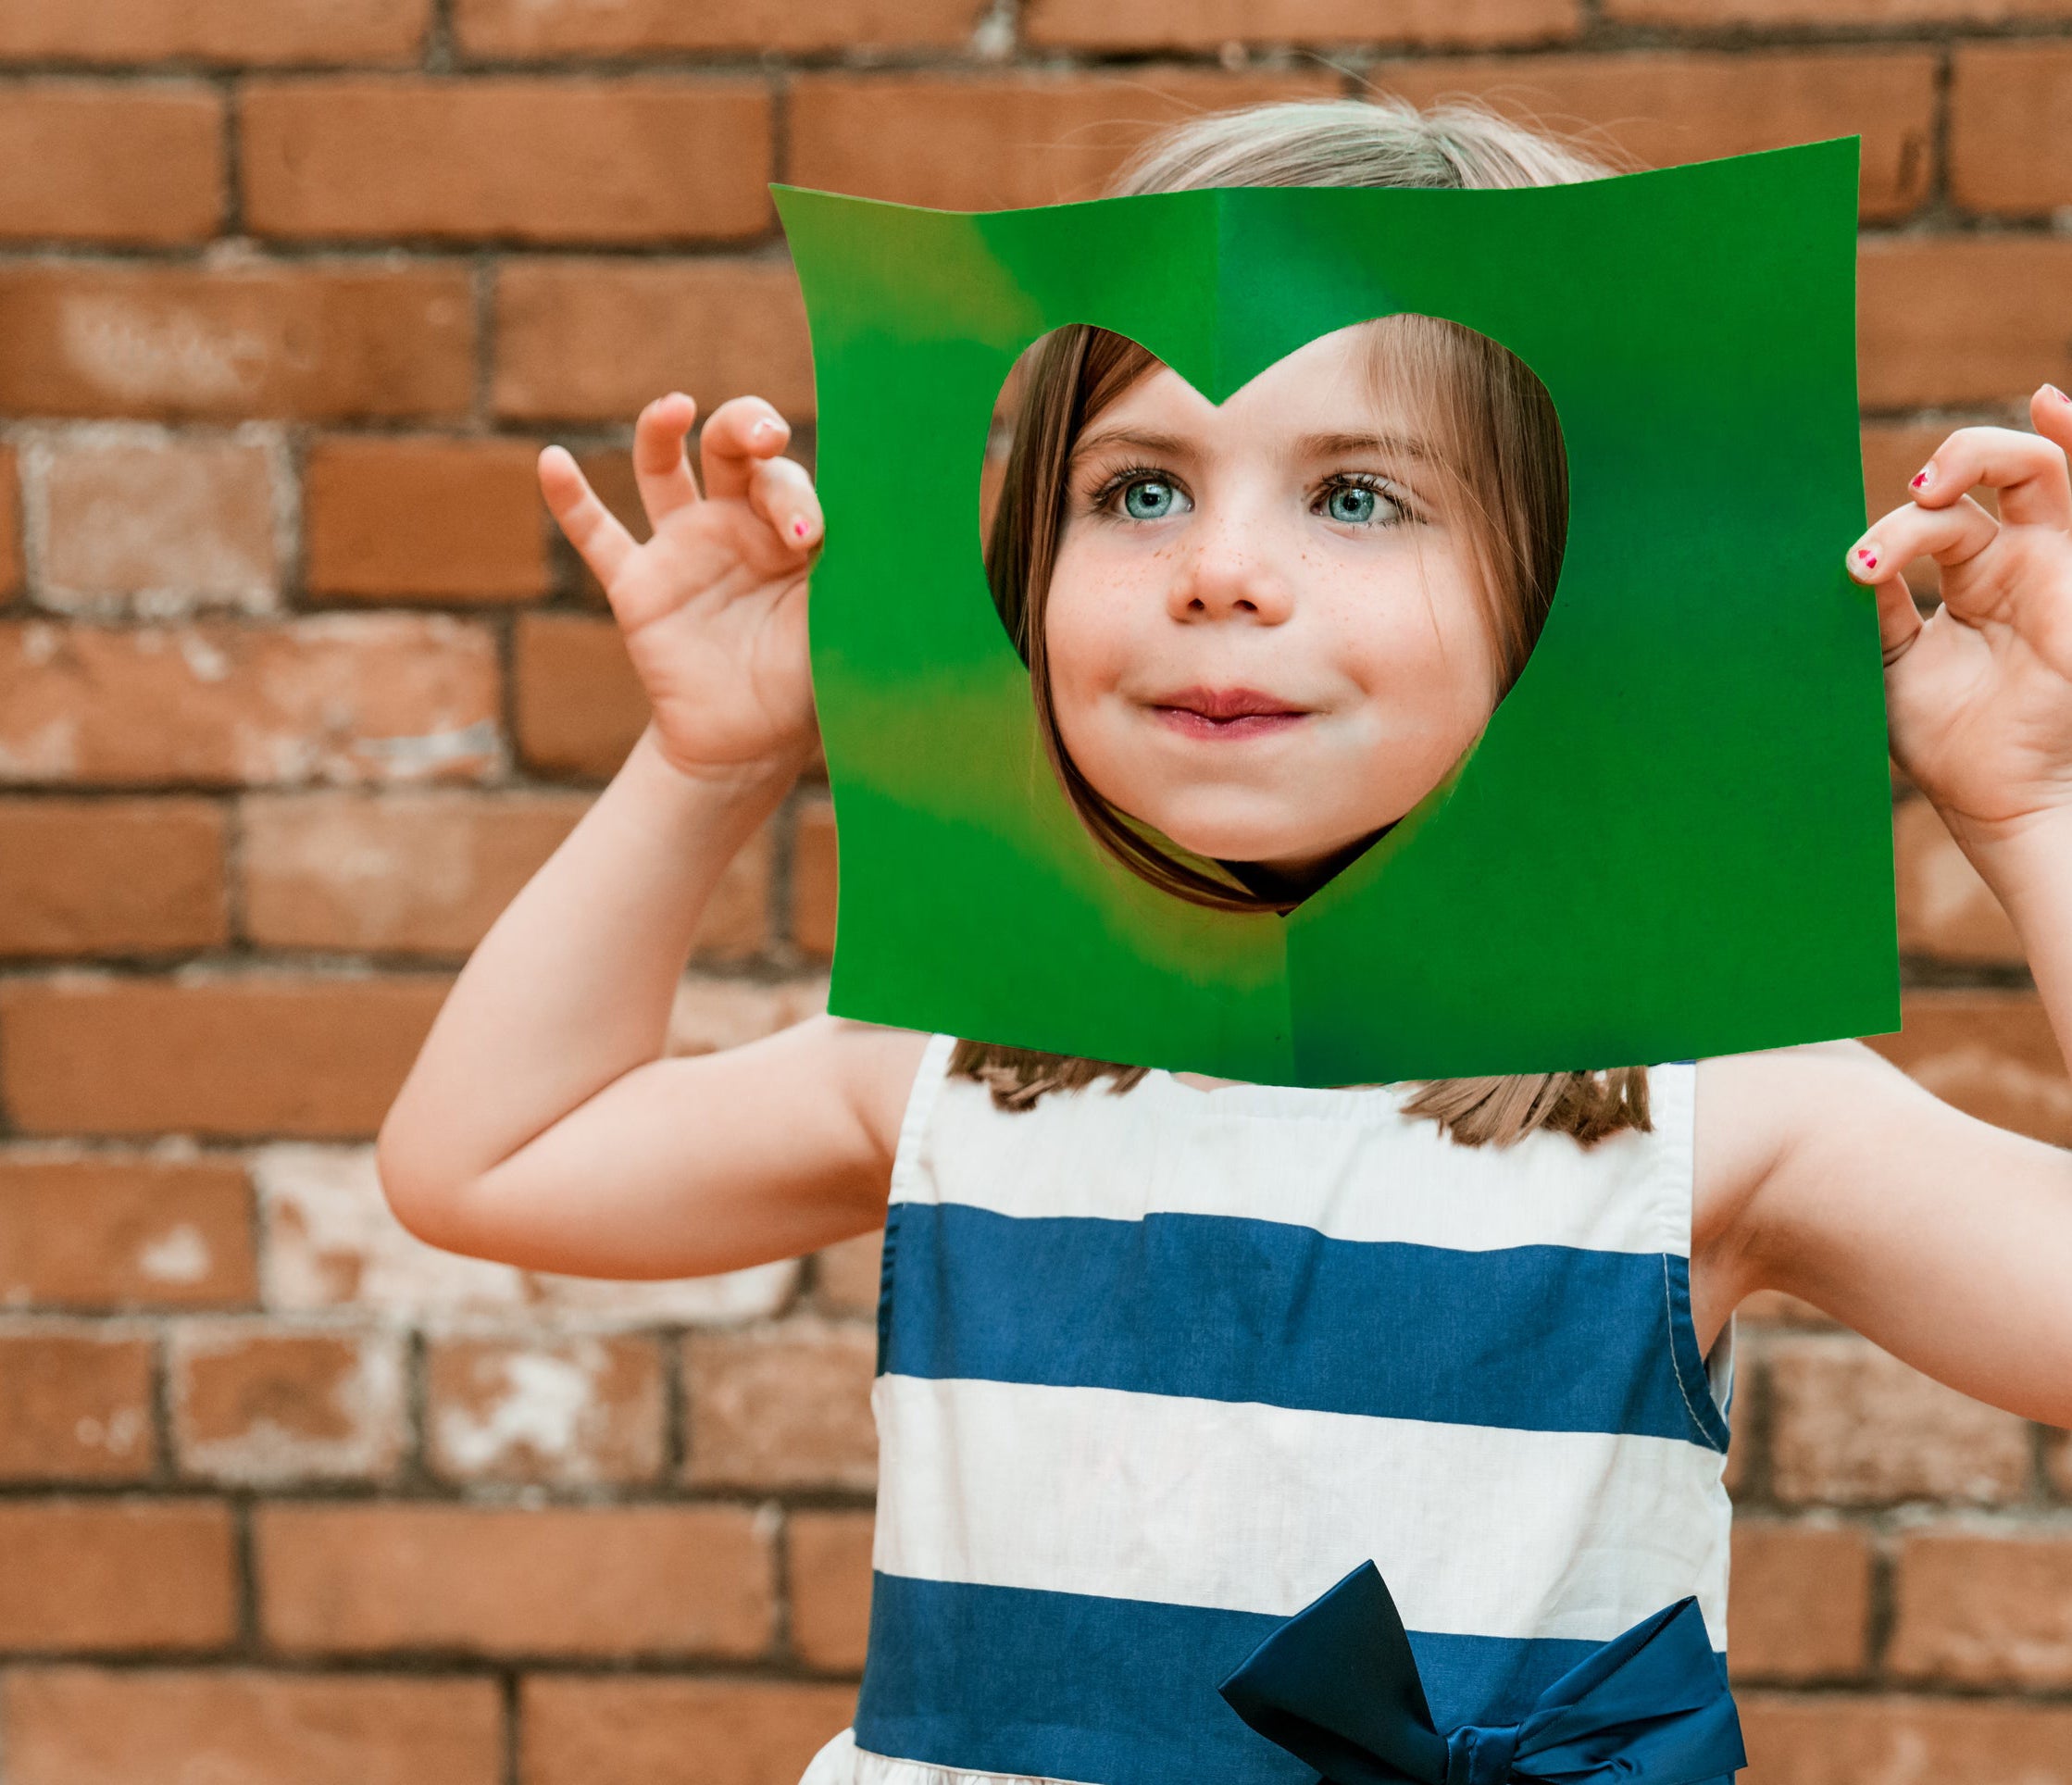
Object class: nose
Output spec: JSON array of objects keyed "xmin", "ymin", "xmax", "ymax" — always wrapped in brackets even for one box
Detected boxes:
[{"xmin": 1167, "ymin": 537, "xmax": 1295, "ymax": 626}]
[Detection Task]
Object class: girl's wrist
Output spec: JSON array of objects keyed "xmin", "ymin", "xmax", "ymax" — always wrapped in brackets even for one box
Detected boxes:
[
  {"xmin": 1940, "ymin": 798, "xmax": 2072, "ymax": 928},
  {"xmin": 620, "ymin": 722, "xmax": 805, "ymax": 841}
]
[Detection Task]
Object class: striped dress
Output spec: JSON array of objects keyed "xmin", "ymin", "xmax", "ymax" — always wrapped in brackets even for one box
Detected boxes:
[{"xmin": 800, "ymin": 1032, "xmax": 1736, "ymax": 1785}]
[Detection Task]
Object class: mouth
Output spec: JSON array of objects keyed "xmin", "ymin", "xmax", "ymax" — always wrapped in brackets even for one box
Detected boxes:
[{"xmin": 1145, "ymin": 684, "xmax": 1314, "ymax": 741}]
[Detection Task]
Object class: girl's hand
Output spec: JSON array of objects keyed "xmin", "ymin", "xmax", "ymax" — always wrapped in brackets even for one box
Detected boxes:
[
  {"xmin": 1851, "ymin": 383, "xmax": 2072, "ymax": 845},
  {"xmin": 538, "ymin": 393, "xmax": 822, "ymax": 783}
]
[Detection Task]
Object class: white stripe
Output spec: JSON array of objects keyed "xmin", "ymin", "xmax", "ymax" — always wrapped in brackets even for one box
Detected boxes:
[
  {"xmin": 798, "ymin": 1730, "xmax": 1094, "ymax": 1785},
  {"xmin": 872, "ymin": 1374, "xmax": 1729, "ymax": 1648},
  {"xmin": 898, "ymin": 1058, "xmax": 1693, "ymax": 1257}
]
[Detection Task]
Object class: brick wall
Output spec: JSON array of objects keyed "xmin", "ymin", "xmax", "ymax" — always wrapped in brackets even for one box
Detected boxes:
[{"xmin": 0, "ymin": 2, "xmax": 2067, "ymax": 1780}]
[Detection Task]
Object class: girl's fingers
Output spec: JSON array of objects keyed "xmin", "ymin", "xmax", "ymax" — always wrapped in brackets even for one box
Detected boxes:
[
  {"xmin": 631, "ymin": 392, "xmax": 704, "ymax": 532},
  {"xmin": 747, "ymin": 454, "xmax": 824, "ymax": 551},
  {"xmin": 1908, "ymin": 412, "xmax": 2072, "ymax": 531},
  {"xmin": 1848, "ymin": 493, "xmax": 2000, "ymax": 588},
  {"xmin": 700, "ymin": 395, "xmax": 790, "ymax": 502},
  {"xmin": 2032, "ymin": 383, "xmax": 2072, "ymax": 488},
  {"xmin": 1870, "ymin": 567, "xmax": 1924, "ymax": 665},
  {"xmin": 538, "ymin": 443, "xmax": 639, "ymax": 592}
]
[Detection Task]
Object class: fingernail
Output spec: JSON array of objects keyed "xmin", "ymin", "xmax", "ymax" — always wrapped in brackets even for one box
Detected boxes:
[
  {"xmin": 2050, "ymin": 383, "xmax": 2071, "ymax": 405},
  {"xmin": 792, "ymin": 518, "xmax": 809, "ymax": 540},
  {"xmin": 1854, "ymin": 544, "xmax": 1879, "ymax": 573},
  {"xmin": 755, "ymin": 418, "xmax": 782, "ymax": 439},
  {"xmin": 1910, "ymin": 465, "xmax": 1931, "ymax": 489}
]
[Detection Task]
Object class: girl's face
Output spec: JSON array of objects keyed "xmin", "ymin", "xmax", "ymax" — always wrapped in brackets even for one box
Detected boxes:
[{"xmin": 1043, "ymin": 323, "xmax": 1502, "ymax": 883}]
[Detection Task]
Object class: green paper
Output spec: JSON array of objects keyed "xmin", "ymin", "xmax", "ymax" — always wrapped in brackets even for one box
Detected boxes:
[{"xmin": 774, "ymin": 137, "xmax": 1901, "ymax": 1085}]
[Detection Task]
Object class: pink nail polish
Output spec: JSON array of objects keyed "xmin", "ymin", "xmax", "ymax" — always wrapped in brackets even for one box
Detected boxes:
[
  {"xmin": 1909, "ymin": 468, "xmax": 1930, "ymax": 489},
  {"xmin": 793, "ymin": 518, "xmax": 808, "ymax": 540},
  {"xmin": 2051, "ymin": 384, "xmax": 2071, "ymax": 405},
  {"xmin": 1857, "ymin": 550, "xmax": 1879, "ymax": 570}
]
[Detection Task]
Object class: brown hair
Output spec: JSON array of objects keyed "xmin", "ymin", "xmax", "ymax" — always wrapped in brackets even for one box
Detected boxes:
[{"xmin": 955, "ymin": 95, "xmax": 1651, "ymax": 1150}]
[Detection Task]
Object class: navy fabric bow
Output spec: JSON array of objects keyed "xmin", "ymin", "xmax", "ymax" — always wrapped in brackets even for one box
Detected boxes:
[{"xmin": 1217, "ymin": 1563, "xmax": 1745, "ymax": 1785}]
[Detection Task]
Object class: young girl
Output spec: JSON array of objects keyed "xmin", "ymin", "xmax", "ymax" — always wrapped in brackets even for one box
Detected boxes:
[{"xmin": 376, "ymin": 98, "xmax": 2072, "ymax": 1785}]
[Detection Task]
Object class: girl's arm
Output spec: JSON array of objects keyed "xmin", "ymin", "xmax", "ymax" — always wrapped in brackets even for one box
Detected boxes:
[
  {"xmin": 1693, "ymin": 384, "xmax": 2072, "ymax": 1422},
  {"xmin": 375, "ymin": 393, "xmax": 928, "ymax": 1279}
]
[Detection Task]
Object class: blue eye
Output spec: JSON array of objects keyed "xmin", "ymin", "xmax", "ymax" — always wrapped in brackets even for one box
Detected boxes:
[
  {"xmin": 1121, "ymin": 478, "xmax": 1180, "ymax": 519},
  {"xmin": 1325, "ymin": 483, "xmax": 1378, "ymax": 524}
]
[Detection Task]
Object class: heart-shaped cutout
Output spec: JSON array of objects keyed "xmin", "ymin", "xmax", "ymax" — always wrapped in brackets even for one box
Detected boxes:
[{"xmin": 979, "ymin": 315, "xmax": 1569, "ymax": 914}]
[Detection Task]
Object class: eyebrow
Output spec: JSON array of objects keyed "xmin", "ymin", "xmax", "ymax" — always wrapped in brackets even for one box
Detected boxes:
[{"xmin": 1067, "ymin": 425, "xmax": 1438, "ymax": 468}]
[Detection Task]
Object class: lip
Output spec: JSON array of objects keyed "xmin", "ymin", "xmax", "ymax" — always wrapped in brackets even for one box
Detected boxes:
[{"xmin": 1146, "ymin": 684, "xmax": 1313, "ymax": 741}]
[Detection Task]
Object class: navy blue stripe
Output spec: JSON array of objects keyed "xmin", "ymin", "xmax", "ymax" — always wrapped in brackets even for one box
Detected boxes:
[
  {"xmin": 855, "ymin": 1572, "xmax": 1731, "ymax": 1785},
  {"xmin": 883, "ymin": 1202, "xmax": 1722, "ymax": 1444}
]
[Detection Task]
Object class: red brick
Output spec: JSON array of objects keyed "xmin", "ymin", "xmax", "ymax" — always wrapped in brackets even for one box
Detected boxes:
[
  {"xmin": 170, "ymin": 1320, "xmax": 406, "ymax": 1484},
  {"xmin": 456, "ymin": 0, "xmax": 985, "ymax": 54},
  {"xmin": 1604, "ymin": 0, "xmax": 2072, "ymax": 22},
  {"xmin": 0, "ymin": 617, "xmax": 499, "ymax": 789},
  {"xmin": 257, "ymin": 1501, "xmax": 774, "ymax": 1656},
  {"xmin": 0, "ymin": 1499, "xmax": 236, "ymax": 1649},
  {"xmin": 683, "ymin": 1319, "xmax": 877, "ymax": 1491},
  {"xmin": 1952, "ymin": 44, "xmax": 2072, "ymax": 218},
  {"xmin": 513, "ymin": 612, "xmax": 647, "ymax": 779},
  {"xmin": 1028, "ymin": 0, "xmax": 1575, "ymax": 47},
  {"xmin": 814, "ymin": 1227, "xmax": 881, "ymax": 1317},
  {"xmin": 0, "ymin": 0, "xmax": 431, "ymax": 64},
  {"xmin": 1766, "ymin": 1331, "xmax": 2033, "ymax": 1506},
  {"xmin": 1891, "ymin": 1526, "xmax": 2072, "ymax": 1686},
  {"xmin": 0, "ymin": 1155, "xmax": 256, "ymax": 1308},
  {"xmin": 523, "ymin": 1677, "xmax": 857, "ymax": 1785},
  {"xmin": 1865, "ymin": 991, "xmax": 2072, "ymax": 1147},
  {"xmin": 0, "ymin": 974, "xmax": 452, "ymax": 1139},
  {"xmin": 0, "ymin": 83, "xmax": 220, "ymax": 244},
  {"xmin": 39, "ymin": 435, "xmax": 279, "ymax": 615},
  {"xmin": 789, "ymin": 1509, "xmax": 874, "ymax": 1673},
  {"xmin": 243, "ymin": 77, "xmax": 772, "ymax": 243},
  {"xmin": 304, "ymin": 436, "xmax": 549, "ymax": 604},
  {"xmin": 1, "ymin": 1667, "xmax": 501, "ymax": 1785},
  {"xmin": 1893, "ymin": 798, "xmax": 2021, "ymax": 966},
  {"xmin": 0, "ymin": 797, "xmax": 226, "ymax": 955},
  {"xmin": 1859, "ymin": 238, "xmax": 2072, "ymax": 412},
  {"xmin": 0, "ymin": 261, "xmax": 474, "ymax": 421},
  {"xmin": 793, "ymin": 791, "xmax": 837, "ymax": 957},
  {"xmin": 242, "ymin": 789, "xmax": 770, "ymax": 959},
  {"xmin": 1726, "ymin": 1518, "xmax": 1872, "ymax": 1681},
  {"xmin": 424, "ymin": 1329, "xmax": 667, "ymax": 1486},
  {"xmin": 0, "ymin": 1324, "xmax": 156, "ymax": 1479},
  {"xmin": 789, "ymin": 70, "xmax": 1344, "ymax": 211},
  {"xmin": 1370, "ymin": 52, "xmax": 1933, "ymax": 220},
  {"xmin": 494, "ymin": 256, "xmax": 814, "ymax": 425},
  {"xmin": 1738, "ymin": 1691, "xmax": 2072, "ymax": 1785}
]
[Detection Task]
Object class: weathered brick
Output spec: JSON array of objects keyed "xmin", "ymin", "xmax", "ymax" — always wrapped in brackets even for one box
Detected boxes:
[
  {"xmin": 457, "ymin": 0, "xmax": 984, "ymax": 55},
  {"xmin": 788, "ymin": 1508, "xmax": 874, "ymax": 1673},
  {"xmin": 513, "ymin": 612, "xmax": 647, "ymax": 778},
  {"xmin": 494, "ymin": 257, "xmax": 814, "ymax": 425},
  {"xmin": 0, "ymin": 262, "xmax": 473, "ymax": 421},
  {"xmin": 424, "ymin": 1329, "xmax": 667, "ymax": 1486},
  {"xmin": 1891, "ymin": 1526, "xmax": 2072, "ymax": 1686},
  {"xmin": 257, "ymin": 1501, "xmax": 775, "ymax": 1656},
  {"xmin": 789, "ymin": 70, "xmax": 1343, "ymax": 210},
  {"xmin": 814, "ymin": 1228, "xmax": 881, "ymax": 1318},
  {"xmin": 0, "ymin": 1322, "xmax": 156, "ymax": 1479},
  {"xmin": 0, "ymin": 82, "xmax": 220, "ymax": 244},
  {"xmin": 1726, "ymin": 1517, "xmax": 1872, "ymax": 1681},
  {"xmin": 1859, "ymin": 238, "xmax": 2072, "ymax": 412},
  {"xmin": 793, "ymin": 791, "xmax": 837, "ymax": 957},
  {"xmin": 257, "ymin": 1142, "xmax": 797, "ymax": 1324},
  {"xmin": 1865, "ymin": 991, "xmax": 2072, "ymax": 1147},
  {"xmin": 0, "ymin": 617, "xmax": 499, "ymax": 788},
  {"xmin": 0, "ymin": 797, "xmax": 226, "ymax": 955},
  {"xmin": 1737, "ymin": 1691, "xmax": 2072, "ymax": 1785},
  {"xmin": 1893, "ymin": 797, "xmax": 2021, "ymax": 965},
  {"xmin": 243, "ymin": 77, "xmax": 772, "ymax": 243},
  {"xmin": 1952, "ymin": 43, "xmax": 2072, "ymax": 218},
  {"xmin": 303, "ymin": 436, "xmax": 549, "ymax": 604},
  {"xmin": 1, "ymin": 1667, "xmax": 502, "ymax": 1785},
  {"xmin": 36, "ymin": 433, "xmax": 279, "ymax": 616},
  {"xmin": 683, "ymin": 1318, "xmax": 877, "ymax": 1491},
  {"xmin": 239, "ymin": 790, "xmax": 769, "ymax": 958},
  {"xmin": 0, "ymin": 1155, "xmax": 256, "ymax": 1309},
  {"xmin": 1766, "ymin": 1331, "xmax": 2032, "ymax": 1506},
  {"xmin": 0, "ymin": 974, "xmax": 452, "ymax": 1139},
  {"xmin": 1370, "ymin": 52, "xmax": 1932, "ymax": 220},
  {"xmin": 0, "ymin": 1499, "xmax": 236, "ymax": 1649},
  {"xmin": 1027, "ymin": 0, "xmax": 1576, "ymax": 47},
  {"xmin": 1604, "ymin": 0, "xmax": 2072, "ymax": 22},
  {"xmin": 169, "ymin": 1318, "xmax": 406, "ymax": 1484},
  {"xmin": 523, "ymin": 1677, "xmax": 858, "ymax": 1785},
  {"xmin": 0, "ymin": 0, "xmax": 431, "ymax": 65}
]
